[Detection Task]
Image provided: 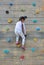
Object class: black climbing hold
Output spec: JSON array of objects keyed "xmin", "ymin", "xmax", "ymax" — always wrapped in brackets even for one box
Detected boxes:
[
  {"xmin": 24, "ymin": 16, "xmax": 27, "ymax": 19},
  {"xmin": 6, "ymin": 10, "xmax": 9, "ymax": 14}
]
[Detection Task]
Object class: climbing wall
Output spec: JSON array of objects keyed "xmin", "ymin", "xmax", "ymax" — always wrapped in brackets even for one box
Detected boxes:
[{"xmin": 0, "ymin": 0, "xmax": 44, "ymax": 65}]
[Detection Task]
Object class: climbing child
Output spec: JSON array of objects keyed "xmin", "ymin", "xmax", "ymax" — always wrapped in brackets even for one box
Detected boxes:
[{"xmin": 14, "ymin": 16, "xmax": 27, "ymax": 50}]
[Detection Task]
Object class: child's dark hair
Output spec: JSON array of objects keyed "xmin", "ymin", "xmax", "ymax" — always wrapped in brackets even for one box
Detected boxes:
[
  {"xmin": 19, "ymin": 16, "xmax": 27, "ymax": 21},
  {"xmin": 19, "ymin": 16, "xmax": 25, "ymax": 21}
]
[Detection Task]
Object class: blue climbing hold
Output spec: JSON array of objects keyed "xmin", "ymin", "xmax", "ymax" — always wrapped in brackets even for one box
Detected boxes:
[
  {"xmin": 32, "ymin": 2, "xmax": 36, "ymax": 6},
  {"xmin": 31, "ymin": 48, "xmax": 36, "ymax": 52},
  {"xmin": 9, "ymin": 2, "xmax": 13, "ymax": 6},
  {"xmin": 6, "ymin": 37, "xmax": 12, "ymax": 43},
  {"xmin": 36, "ymin": 27, "xmax": 40, "ymax": 31},
  {"xmin": 32, "ymin": 19, "xmax": 37, "ymax": 23},
  {"xmin": 3, "ymin": 49, "xmax": 10, "ymax": 54}
]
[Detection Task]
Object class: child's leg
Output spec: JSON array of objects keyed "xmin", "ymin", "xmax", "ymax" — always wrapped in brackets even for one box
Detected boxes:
[
  {"xmin": 16, "ymin": 35, "xmax": 19, "ymax": 44},
  {"xmin": 19, "ymin": 32, "xmax": 25, "ymax": 46},
  {"xmin": 15, "ymin": 33, "xmax": 19, "ymax": 45}
]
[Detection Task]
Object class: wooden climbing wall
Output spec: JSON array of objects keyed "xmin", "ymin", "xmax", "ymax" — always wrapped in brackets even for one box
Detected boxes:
[{"xmin": 0, "ymin": 0, "xmax": 44, "ymax": 65}]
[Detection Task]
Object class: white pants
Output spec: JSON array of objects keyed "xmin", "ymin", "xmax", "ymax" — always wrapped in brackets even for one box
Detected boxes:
[{"xmin": 15, "ymin": 31, "xmax": 25, "ymax": 46}]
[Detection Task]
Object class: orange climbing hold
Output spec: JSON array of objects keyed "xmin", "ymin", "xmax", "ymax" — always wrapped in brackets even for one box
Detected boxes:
[
  {"xmin": 41, "ymin": 6, "xmax": 44, "ymax": 11},
  {"xmin": 41, "ymin": 50, "xmax": 44, "ymax": 53}
]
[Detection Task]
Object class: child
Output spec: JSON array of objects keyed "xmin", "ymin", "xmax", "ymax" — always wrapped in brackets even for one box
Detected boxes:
[{"xmin": 14, "ymin": 16, "xmax": 27, "ymax": 50}]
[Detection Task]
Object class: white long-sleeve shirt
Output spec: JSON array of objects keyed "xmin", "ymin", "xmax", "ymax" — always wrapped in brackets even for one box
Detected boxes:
[{"xmin": 15, "ymin": 21, "xmax": 26, "ymax": 35}]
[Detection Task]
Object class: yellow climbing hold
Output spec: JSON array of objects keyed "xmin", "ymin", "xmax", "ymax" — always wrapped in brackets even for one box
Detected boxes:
[
  {"xmin": 17, "ymin": 44, "xmax": 21, "ymax": 48},
  {"xmin": 8, "ymin": 18, "xmax": 13, "ymax": 23},
  {"xmin": 33, "ymin": 38, "xmax": 38, "ymax": 42},
  {"xmin": 35, "ymin": 9, "xmax": 40, "ymax": 14},
  {"xmin": 2, "ymin": 29, "xmax": 6, "ymax": 33}
]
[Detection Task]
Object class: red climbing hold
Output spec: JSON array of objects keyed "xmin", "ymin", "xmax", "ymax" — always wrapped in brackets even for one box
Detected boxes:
[{"xmin": 20, "ymin": 55, "xmax": 25, "ymax": 60}]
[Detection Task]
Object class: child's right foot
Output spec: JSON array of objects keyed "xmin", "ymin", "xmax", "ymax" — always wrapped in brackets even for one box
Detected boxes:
[{"xmin": 21, "ymin": 46, "xmax": 25, "ymax": 50}]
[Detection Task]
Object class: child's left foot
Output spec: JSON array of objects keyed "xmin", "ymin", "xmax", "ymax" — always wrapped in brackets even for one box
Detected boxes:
[{"xmin": 16, "ymin": 42, "xmax": 20, "ymax": 45}]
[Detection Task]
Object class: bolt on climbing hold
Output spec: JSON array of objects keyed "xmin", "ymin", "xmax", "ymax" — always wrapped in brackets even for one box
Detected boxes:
[
  {"xmin": 32, "ymin": 2, "xmax": 36, "ymax": 6},
  {"xmin": 8, "ymin": 18, "xmax": 13, "ymax": 23},
  {"xmin": 3, "ymin": 49, "xmax": 10, "ymax": 54},
  {"xmin": 32, "ymin": 19, "xmax": 37, "ymax": 23}
]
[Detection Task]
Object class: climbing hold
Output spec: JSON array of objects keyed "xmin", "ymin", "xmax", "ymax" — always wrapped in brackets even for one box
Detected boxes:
[
  {"xmin": 21, "ymin": 9, "xmax": 26, "ymax": 12},
  {"xmin": 2, "ymin": 29, "xmax": 6, "ymax": 32},
  {"xmin": 6, "ymin": 10, "xmax": 9, "ymax": 14},
  {"xmin": 33, "ymin": 38, "xmax": 38, "ymax": 42},
  {"xmin": 5, "ymin": 27, "xmax": 9, "ymax": 31},
  {"xmin": 9, "ymin": 2, "xmax": 13, "ymax": 6},
  {"xmin": 8, "ymin": 18, "xmax": 13, "ymax": 23},
  {"xmin": 6, "ymin": 37, "xmax": 12, "ymax": 43},
  {"xmin": 3, "ymin": 49, "xmax": 10, "ymax": 54},
  {"xmin": 24, "ymin": 16, "xmax": 27, "ymax": 19},
  {"xmin": 35, "ymin": 9, "xmax": 40, "ymax": 14},
  {"xmin": 41, "ymin": 50, "xmax": 44, "ymax": 53},
  {"xmin": 2, "ymin": 27, "xmax": 9, "ymax": 32},
  {"xmin": 32, "ymin": 19, "xmax": 37, "ymax": 23},
  {"xmin": 31, "ymin": 48, "xmax": 36, "ymax": 52},
  {"xmin": 32, "ymin": 2, "xmax": 36, "ymax": 6},
  {"xmin": 20, "ymin": 55, "xmax": 25, "ymax": 60},
  {"xmin": 41, "ymin": 6, "xmax": 44, "ymax": 11},
  {"xmin": 16, "ymin": 44, "xmax": 21, "ymax": 48},
  {"xmin": 36, "ymin": 27, "xmax": 41, "ymax": 31}
]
